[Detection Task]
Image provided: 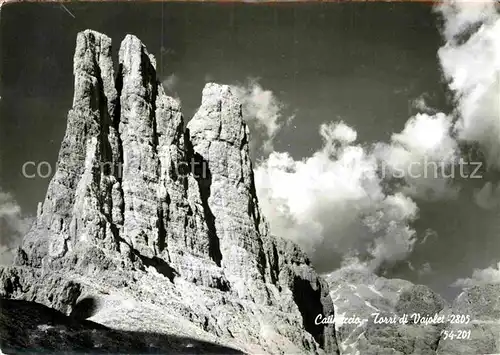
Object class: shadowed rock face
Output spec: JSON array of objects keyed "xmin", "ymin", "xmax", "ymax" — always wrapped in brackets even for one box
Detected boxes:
[
  {"xmin": 0, "ymin": 298, "xmax": 244, "ymax": 354},
  {"xmin": 0, "ymin": 30, "xmax": 338, "ymax": 354}
]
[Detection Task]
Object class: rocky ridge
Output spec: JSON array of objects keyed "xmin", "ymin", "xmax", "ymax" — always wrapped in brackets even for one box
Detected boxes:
[
  {"xmin": 326, "ymin": 266, "xmax": 500, "ymax": 355},
  {"xmin": 0, "ymin": 30, "xmax": 337, "ymax": 354}
]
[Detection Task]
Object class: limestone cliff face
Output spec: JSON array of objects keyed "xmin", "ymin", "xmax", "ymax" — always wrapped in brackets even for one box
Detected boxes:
[{"xmin": 1, "ymin": 30, "xmax": 338, "ymax": 354}]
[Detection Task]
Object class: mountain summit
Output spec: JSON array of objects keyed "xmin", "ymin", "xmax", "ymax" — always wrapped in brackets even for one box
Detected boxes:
[{"xmin": 0, "ymin": 30, "xmax": 338, "ymax": 354}]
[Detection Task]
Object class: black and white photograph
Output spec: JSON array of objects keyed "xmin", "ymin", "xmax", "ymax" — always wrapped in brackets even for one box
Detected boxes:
[{"xmin": 0, "ymin": 0, "xmax": 499, "ymax": 353}]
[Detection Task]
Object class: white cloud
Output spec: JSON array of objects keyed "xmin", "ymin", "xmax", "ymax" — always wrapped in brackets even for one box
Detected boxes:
[
  {"xmin": 435, "ymin": 0, "xmax": 498, "ymax": 42},
  {"xmin": 374, "ymin": 112, "xmax": 460, "ymax": 201},
  {"xmin": 453, "ymin": 262, "xmax": 500, "ymax": 287},
  {"xmin": 0, "ymin": 189, "xmax": 32, "ymax": 265},
  {"xmin": 255, "ymin": 122, "xmax": 420, "ymax": 272},
  {"xmin": 252, "ymin": 0, "xmax": 500, "ymax": 275},
  {"xmin": 253, "ymin": 107, "xmax": 469, "ymax": 273},
  {"xmin": 419, "ymin": 262, "xmax": 433, "ymax": 276},
  {"xmin": 231, "ymin": 79, "xmax": 293, "ymax": 154},
  {"xmin": 411, "ymin": 94, "xmax": 436, "ymax": 114},
  {"xmin": 432, "ymin": 0, "xmax": 500, "ymax": 213},
  {"xmin": 437, "ymin": 0, "xmax": 500, "ymax": 170},
  {"xmin": 162, "ymin": 73, "xmax": 179, "ymax": 92},
  {"xmin": 161, "ymin": 73, "xmax": 181, "ymax": 105},
  {"xmin": 253, "ymin": 99, "xmax": 468, "ymax": 273}
]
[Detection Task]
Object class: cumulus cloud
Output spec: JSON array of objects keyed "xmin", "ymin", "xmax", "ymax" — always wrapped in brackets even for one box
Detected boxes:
[
  {"xmin": 418, "ymin": 262, "xmax": 433, "ymax": 277},
  {"xmin": 436, "ymin": 0, "xmax": 498, "ymax": 42},
  {"xmin": 162, "ymin": 73, "xmax": 181, "ymax": 104},
  {"xmin": 453, "ymin": 262, "xmax": 500, "ymax": 287},
  {"xmin": 162, "ymin": 73, "xmax": 179, "ymax": 92},
  {"xmin": 253, "ymin": 0, "xmax": 500, "ymax": 273},
  {"xmin": 437, "ymin": 0, "xmax": 500, "ymax": 170},
  {"xmin": 248, "ymin": 0, "xmax": 500, "ymax": 278},
  {"xmin": 374, "ymin": 112, "xmax": 460, "ymax": 201},
  {"xmin": 255, "ymin": 121, "xmax": 421, "ymax": 272},
  {"xmin": 0, "ymin": 189, "xmax": 32, "ymax": 265},
  {"xmin": 411, "ymin": 94, "xmax": 437, "ymax": 115},
  {"xmin": 252, "ymin": 104, "xmax": 463, "ymax": 273},
  {"xmin": 432, "ymin": 0, "xmax": 500, "ymax": 214},
  {"xmin": 231, "ymin": 79, "xmax": 293, "ymax": 154}
]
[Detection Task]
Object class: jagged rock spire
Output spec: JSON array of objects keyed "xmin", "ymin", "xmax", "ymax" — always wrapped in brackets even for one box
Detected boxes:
[
  {"xmin": 187, "ymin": 83, "xmax": 268, "ymax": 299},
  {"xmin": 118, "ymin": 34, "xmax": 162, "ymax": 258},
  {"xmin": 9, "ymin": 30, "xmax": 338, "ymax": 354},
  {"xmin": 19, "ymin": 30, "xmax": 122, "ymax": 267}
]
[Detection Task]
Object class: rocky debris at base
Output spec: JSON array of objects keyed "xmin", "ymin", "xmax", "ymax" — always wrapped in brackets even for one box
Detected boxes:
[{"xmin": 0, "ymin": 298, "xmax": 243, "ymax": 354}]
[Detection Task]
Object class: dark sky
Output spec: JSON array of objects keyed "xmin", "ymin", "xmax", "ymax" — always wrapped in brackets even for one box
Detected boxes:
[
  {"xmin": 3, "ymin": 2, "xmax": 485, "ymax": 299},
  {"xmin": 0, "ymin": 1, "xmax": 444, "ymax": 211}
]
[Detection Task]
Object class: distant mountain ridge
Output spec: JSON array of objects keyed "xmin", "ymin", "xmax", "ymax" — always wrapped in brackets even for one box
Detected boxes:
[{"xmin": 326, "ymin": 265, "xmax": 500, "ymax": 355}]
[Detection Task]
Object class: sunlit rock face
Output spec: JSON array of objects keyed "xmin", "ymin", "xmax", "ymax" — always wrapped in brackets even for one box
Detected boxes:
[
  {"xmin": 0, "ymin": 30, "xmax": 338, "ymax": 355},
  {"xmin": 326, "ymin": 266, "xmax": 500, "ymax": 355}
]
